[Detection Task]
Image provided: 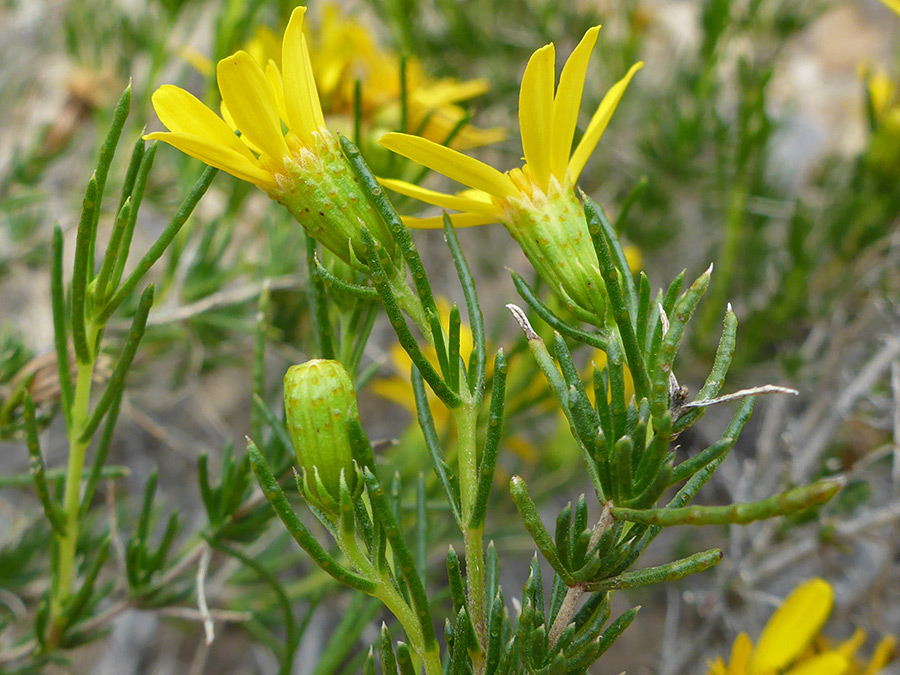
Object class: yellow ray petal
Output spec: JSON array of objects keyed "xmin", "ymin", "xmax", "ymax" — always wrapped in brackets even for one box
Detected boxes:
[
  {"xmin": 379, "ymin": 132, "xmax": 518, "ymax": 198},
  {"xmin": 414, "ymin": 78, "xmax": 490, "ymax": 107},
  {"xmin": 568, "ymin": 61, "xmax": 643, "ymax": 183},
  {"xmin": 369, "ymin": 377, "xmax": 417, "ymax": 415},
  {"xmin": 144, "ymin": 131, "xmax": 274, "ymax": 187},
  {"xmin": 266, "ymin": 61, "xmax": 290, "ymax": 125},
  {"xmin": 837, "ymin": 628, "xmax": 866, "ymax": 659},
  {"xmin": 706, "ymin": 657, "xmax": 727, "ymax": 675},
  {"xmin": 728, "ymin": 633, "xmax": 753, "ymax": 675},
  {"xmin": 402, "ymin": 212, "xmax": 497, "ymax": 229},
  {"xmin": 863, "ymin": 635, "xmax": 897, "ymax": 675},
  {"xmin": 750, "ymin": 579, "xmax": 834, "ymax": 674},
  {"xmin": 281, "ymin": 6, "xmax": 313, "ymax": 138},
  {"xmin": 151, "ymin": 85, "xmax": 255, "ymax": 160},
  {"xmin": 379, "ymin": 178, "xmax": 501, "ymax": 217},
  {"xmin": 519, "ymin": 42, "xmax": 555, "ymax": 192},
  {"xmin": 550, "ymin": 26, "xmax": 600, "ymax": 180},
  {"xmin": 783, "ymin": 652, "xmax": 849, "ymax": 675},
  {"xmin": 220, "ymin": 101, "xmax": 263, "ymax": 155},
  {"xmin": 301, "ymin": 34, "xmax": 326, "ymax": 129},
  {"xmin": 179, "ymin": 46, "xmax": 213, "ymax": 77},
  {"xmin": 450, "ymin": 124, "xmax": 508, "ymax": 151},
  {"xmin": 457, "ymin": 189, "xmax": 495, "ymax": 202},
  {"xmin": 217, "ymin": 51, "xmax": 289, "ymax": 161},
  {"xmin": 282, "ymin": 7, "xmax": 326, "ymax": 141}
]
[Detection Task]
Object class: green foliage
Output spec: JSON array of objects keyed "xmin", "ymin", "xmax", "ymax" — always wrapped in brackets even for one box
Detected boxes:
[{"xmin": 3, "ymin": 1, "xmax": 895, "ymax": 673}]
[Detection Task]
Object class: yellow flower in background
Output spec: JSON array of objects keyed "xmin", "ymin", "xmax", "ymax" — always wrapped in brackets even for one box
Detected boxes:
[
  {"xmin": 707, "ymin": 578, "xmax": 897, "ymax": 675},
  {"xmin": 860, "ymin": 64, "xmax": 900, "ymax": 172},
  {"xmin": 865, "ymin": 68, "xmax": 895, "ymax": 123},
  {"xmin": 371, "ymin": 298, "xmax": 475, "ymax": 428},
  {"xmin": 146, "ymin": 7, "xmax": 398, "ymax": 266},
  {"xmin": 244, "ymin": 25, "xmax": 282, "ymax": 72},
  {"xmin": 183, "ymin": 5, "xmax": 503, "ymax": 151},
  {"xmin": 308, "ymin": 5, "xmax": 505, "ymax": 151},
  {"xmin": 589, "ymin": 351, "xmax": 635, "ymax": 406},
  {"xmin": 379, "ymin": 27, "xmax": 642, "ymax": 313},
  {"xmin": 371, "ymin": 299, "xmax": 545, "ymax": 467},
  {"xmin": 882, "ymin": 0, "xmax": 900, "ymax": 17}
]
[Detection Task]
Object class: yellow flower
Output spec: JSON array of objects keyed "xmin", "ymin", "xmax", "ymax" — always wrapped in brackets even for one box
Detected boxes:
[
  {"xmin": 370, "ymin": 298, "xmax": 475, "ymax": 428},
  {"xmin": 307, "ymin": 5, "xmax": 504, "ymax": 150},
  {"xmin": 860, "ymin": 64, "xmax": 900, "ymax": 172},
  {"xmin": 370, "ymin": 298, "xmax": 544, "ymax": 466},
  {"xmin": 192, "ymin": 5, "xmax": 503, "ymax": 152},
  {"xmin": 865, "ymin": 67, "xmax": 895, "ymax": 122},
  {"xmin": 146, "ymin": 7, "xmax": 396, "ymax": 266},
  {"xmin": 378, "ymin": 27, "xmax": 642, "ymax": 313},
  {"xmin": 707, "ymin": 579, "xmax": 897, "ymax": 675},
  {"xmin": 882, "ymin": 0, "xmax": 900, "ymax": 16}
]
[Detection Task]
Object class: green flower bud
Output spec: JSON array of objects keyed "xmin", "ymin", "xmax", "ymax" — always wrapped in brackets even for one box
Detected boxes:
[{"xmin": 283, "ymin": 359, "xmax": 360, "ymax": 509}]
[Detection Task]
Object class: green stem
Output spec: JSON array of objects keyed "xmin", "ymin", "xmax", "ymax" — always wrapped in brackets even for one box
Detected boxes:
[
  {"xmin": 455, "ymin": 404, "xmax": 486, "ymax": 662},
  {"xmin": 337, "ymin": 530, "xmax": 441, "ymax": 675},
  {"xmin": 53, "ymin": 347, "xmax": 97, "ymax": 621},
  {"xmin": 374, "ymin": 581, "xmax": 442, "ymax": 675}
]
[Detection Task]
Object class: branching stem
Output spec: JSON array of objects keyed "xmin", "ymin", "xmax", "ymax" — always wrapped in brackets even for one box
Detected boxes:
[
  {"xmin": 337, "ymin": 526, "xmax": 441, "ymax": 675},
  {"xmin": 389, "ymin": 270, "xmax": 430, "ymax": 341},
  {"xmin": 548, "ymin": 502, "xmax": 614, "ymax": 648}
]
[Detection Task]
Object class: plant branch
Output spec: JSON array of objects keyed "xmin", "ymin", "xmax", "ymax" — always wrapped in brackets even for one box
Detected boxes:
[{"xmin": 547, "ymin": 502, "xmax": 614, "ymax": 648}]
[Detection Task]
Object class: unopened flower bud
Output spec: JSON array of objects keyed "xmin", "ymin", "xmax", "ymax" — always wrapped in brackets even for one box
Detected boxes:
[{"xmin": 284, "ymin": 359, "xmax": 360, "ymax": 508}]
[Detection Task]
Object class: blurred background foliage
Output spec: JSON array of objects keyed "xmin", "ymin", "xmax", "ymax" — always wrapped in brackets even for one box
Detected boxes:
[{"xmin": 0, "ymin": 0, "xmax": 898, "ymax": 673}]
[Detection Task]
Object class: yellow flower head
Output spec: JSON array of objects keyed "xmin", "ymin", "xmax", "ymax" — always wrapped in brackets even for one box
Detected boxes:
[
  {"xmin": 193, "ymin": 5, "xmax": 503, "ymax": 153},
  {"xmin": 146, "ymin": 6, "xmax": 396, "ymax": 265},
  {"xmin": 378, "ymin": 27, "xmax": 642, "ymax": 313},
  {"xmin": 307, "ymin": 5, "xmax": 505, "ymax": 151},
  {"xmin": 707, "ymin": 578, "xmax": 897, "ymax": 675},
  {"xmin": 882, "ymin": 0, "xmax": 900, "ymax": 17}
]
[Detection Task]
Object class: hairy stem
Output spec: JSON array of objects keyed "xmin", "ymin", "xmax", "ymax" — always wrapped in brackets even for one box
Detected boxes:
[
  {"xmin": 455, "ymin": 404, "xmax": 487, "ymax": 661},
  {"xmin": 53, "ymin": 350, "xmax": 97, "ymax": 623}
]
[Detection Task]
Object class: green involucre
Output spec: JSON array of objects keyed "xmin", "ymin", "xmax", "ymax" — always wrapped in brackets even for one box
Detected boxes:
[
  {"xmin": 275, "ymin": 130, "xmax": 396, "ymax": 266},
  {"xmin": 284, "ymin": 359, "xmax": 361, "ymax": 505}
]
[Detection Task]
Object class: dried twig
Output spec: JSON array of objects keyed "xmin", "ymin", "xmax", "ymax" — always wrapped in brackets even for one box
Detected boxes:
[{"xmin": 197, "ymin": 543, "xmax": 214, "ymax": 645}]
